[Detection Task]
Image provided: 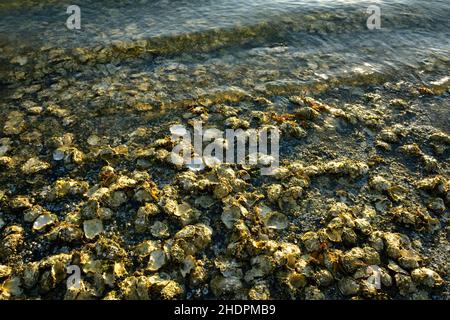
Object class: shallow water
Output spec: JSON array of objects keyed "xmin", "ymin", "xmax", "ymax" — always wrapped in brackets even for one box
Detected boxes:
[{"xmin": 1, "ymin": 0, "xmax": 449, "ymax": 79}]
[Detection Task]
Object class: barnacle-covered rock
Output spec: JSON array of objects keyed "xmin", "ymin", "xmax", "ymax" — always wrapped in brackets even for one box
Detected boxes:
[
  {"xmin": 322, "ymin": 159, "xmax": 369, "ymax": 178},
  {"xmin": 105, "ymin": 191, "xmax": 128, "ymax": 208},
  {"xmin": 383, "ymin": 232, "xmax": 409, "ymax": 259},
  {"xmin": 427, "ymin": 198, "xmax": 445, "ymax": 213},
  {"xmin": 0, "ymin": 277, "xmax": 23, "ymax": 299},
  {"xmin": 369, "ymin": 176, "xmax": 391, "ymax": 192},
  {"xmin": 395, "ymin": 273, "xmax": 417, "ymax": 296},
  {"xmin": 134, "ymin": 181, "xmax": 158, "ymax": 203},
  {"xmin": 265, "ymin": 184, "xmax": 282, "ymax": 203},
  {"xmin": 3, "ymin": 111, "xmax": 26, "ymax": 135},
  {"xmin": 33, "ymin": 212, "xmax": 58, "ymax": 232},
  {"xmin": 149, "ymin": 251, "xmax": 167, "ymax": 272},
  {"xmin": 119, "ymin": 276, "xmax": 151, "ymax": 300},
  {"xmin": 0, "ymin": 265, "xmax": 12, "ymax": 279},
  {"xmin": 389, "ymin": 206, "xmax": 439, "ymax": 232},
  {"xmin": 135, "ymin": 240, "xmax": 167, "ymax": 271},
  {"xmin": 174, "ymin": 202, "xmax": 201, "ymax": 225},
  {"xmin": 411, "ymin": 268, "xmax": 443, "ymax": 287},
  {"xmin": 0, "ymin": 156, "xmax": 14, "ymax": 169},
  {"xmin": 10, "ymin": 196, "xmax": 33, "ymax": 211},
  {"xmin": 210, "ymin": 276, "xmax": 244, "ymax": 298},
  {"xmin": 304, "ymin": 286, "xmax": 325, "ymax": 300},
  {"xmin": 338, "ymin": 277, "xmax": 360, "ymax": 296},
  {"xmin": 180, "ymin": 255, "xmax": 196, "ymax": 278},
  {"xmin": 0, "ymin": 225, "xmax": 24, "ymax": 259},
  {"xmin": 135, "ymin": 203, "xmax": 159, "ymax": 232},
  {"xmin": 83, "ymin": 219, "xmax": 104, "ymax": 239},
  {"xmin": 397, "ymin": 249, "xmax": 422, "ymax": 270},
  {"xmin": 150, "ymin": 221, "xmax": 170, "ymax": 238},
  {"xmin": 341, "ymin": 247, "xmax": 380, "ymax": 274},
  {"xmin": 213, "ymin": 180, "xmax": 232, "ymax": 199},
  {"xmin": 225, "ymin": 116, "xmax": 249, "ymax": 129},
  {"xmin": 172, "ymin": 224, "xmax": 212, "ymax": 261},
  {"xmin": 21, "ymin": 157, "xmax": 50, "ymax": 174},
  {"xmin": 190, "ymin": 261, "xmax": 208, "ymax": 287},
  {"xmin": 315, "ymin": 269, "xmax": 333, "ymax": 287},
  {"xmin": 221, "ymin": 204, "xmax": 246, "ymax": 229},
  {"xmin": 51, "ymin": 178, "xmax": 89, "ymax": 199},
  {"xmin": 248, "ymin": 281, "xmax": 271, "ymax": 300},
  {"xmin": 301, "ymin": 231, "xmax": 321, "ymax": 253}
]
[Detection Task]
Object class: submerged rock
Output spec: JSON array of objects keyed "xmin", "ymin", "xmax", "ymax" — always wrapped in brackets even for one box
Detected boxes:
[
  {"xmin": 83, "ymin": 219, "xmax": 104, "ymax": 239},
  {"xmin": 21, "ymin": 157, "xmax": 50, "ymax": 174}
]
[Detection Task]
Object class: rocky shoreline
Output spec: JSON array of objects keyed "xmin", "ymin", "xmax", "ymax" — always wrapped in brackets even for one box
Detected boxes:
[{"xmin": 0, "ymin": 69, "xmax": 448, "ymax": 299}]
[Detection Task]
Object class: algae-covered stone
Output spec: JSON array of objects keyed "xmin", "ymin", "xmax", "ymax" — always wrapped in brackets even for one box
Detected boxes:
[
  {"xmin": 210, "ymin": 276, "xmax": 244, "ymax": 298},
  {"xmin": 411, "ymin": 268, "xmax": 443, "ymax": 287},
  {"xmin": 3, "ymin": 111, "xmax": 26, "ymax": 135},
  {"xmin": 21, "ymin": 157, "xmax": 50, "ymax": 174},
  {"xmin": 395, "ymin": 273, "xmax": 417, "ymax": 296},
  {"xmin": 150, "ymin": 221, "xmax": 170, "ymax": 238},
  {"xmin": 338, "ymin": 277, "xmax": 360, "ymax": 296},
  {"xmin": 0, "ymin": 265, "xmax": 12, "ymax": 278}
]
